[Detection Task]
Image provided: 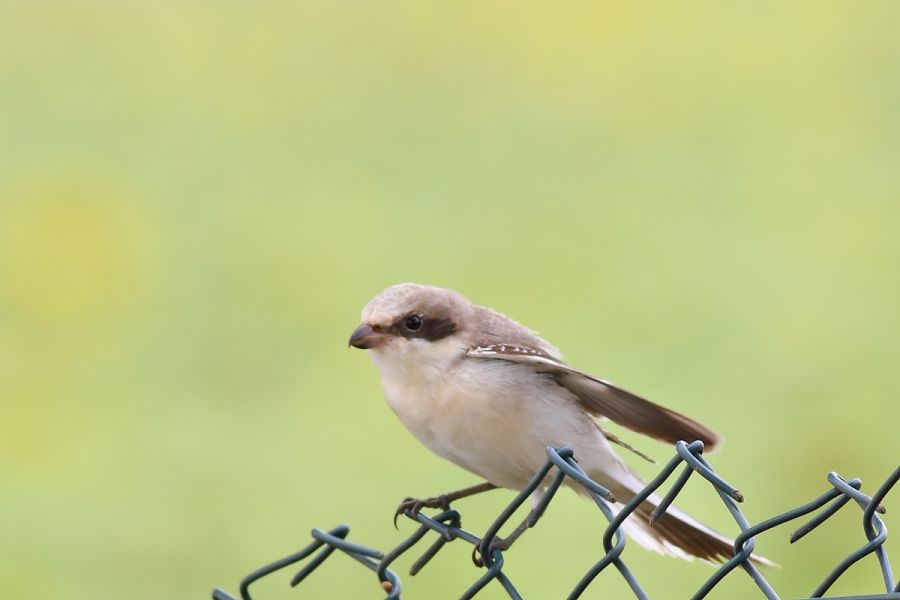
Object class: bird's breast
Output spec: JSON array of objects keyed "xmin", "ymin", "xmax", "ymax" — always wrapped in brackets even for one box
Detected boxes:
[{"xmin": 371, "ymin": 351, "xmax": 600, "ymax": 489}]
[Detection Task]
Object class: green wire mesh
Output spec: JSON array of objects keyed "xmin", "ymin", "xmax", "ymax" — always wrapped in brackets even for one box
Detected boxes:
[{"xmin": 213, "ymin": 442, "xmax": 899, "ymax": 600}]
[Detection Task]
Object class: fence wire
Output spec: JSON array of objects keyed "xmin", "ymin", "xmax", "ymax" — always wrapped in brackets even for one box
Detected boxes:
[{"xmin": 212, "ymin": 441, "xmax": 900, "ymax": 600}]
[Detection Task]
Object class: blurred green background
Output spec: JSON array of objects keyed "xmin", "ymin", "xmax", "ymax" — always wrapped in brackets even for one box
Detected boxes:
[{"xmin": 1, "ymin": 2, "xmax": 899, "ymax": 599}]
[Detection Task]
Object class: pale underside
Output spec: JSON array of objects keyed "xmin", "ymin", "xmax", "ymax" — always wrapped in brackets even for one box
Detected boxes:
[{"xmin": 367, "ymin": 336, "xmax": 761, "ymax": 564}]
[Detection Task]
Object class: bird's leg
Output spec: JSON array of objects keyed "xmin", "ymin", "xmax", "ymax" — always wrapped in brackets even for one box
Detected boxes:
[
  {"xmin": 394, "ymin": 482, "xmax": 498, "ymax": 527},
  {"xmin": 473, "ymin": 489, "xmax": 545, "ymax": 567}
]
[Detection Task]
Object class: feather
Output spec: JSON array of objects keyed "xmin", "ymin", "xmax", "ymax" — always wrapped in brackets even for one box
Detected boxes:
[{"xmin": 465, "ymin": 344, "xmax": 723, "ymax": 452}]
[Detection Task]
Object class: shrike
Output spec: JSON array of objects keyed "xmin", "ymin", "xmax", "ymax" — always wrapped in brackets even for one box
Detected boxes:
[{"xmin": 349, "ymin": 282, "xmax": 764, "ymax": 564}]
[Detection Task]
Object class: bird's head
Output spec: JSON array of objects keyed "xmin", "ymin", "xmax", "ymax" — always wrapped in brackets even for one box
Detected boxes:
[{"xmin": 349, "ymin": 283, "xmax": 473, "ymax": 368}]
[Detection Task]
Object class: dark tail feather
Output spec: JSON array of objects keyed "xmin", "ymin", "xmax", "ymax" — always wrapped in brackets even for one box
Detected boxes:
[{"xmin": 620, "ymin": 501, "xmax": 776, "ymax": 567}]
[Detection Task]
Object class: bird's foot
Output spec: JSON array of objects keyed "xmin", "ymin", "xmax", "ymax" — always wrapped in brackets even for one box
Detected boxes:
[
  {"xmin": 471, "ymin": 536, "xmax": 513, "ymax": 568},
  {"xmin": 393, "ymin": 494, "xmax": 451, "ymax": 528}
]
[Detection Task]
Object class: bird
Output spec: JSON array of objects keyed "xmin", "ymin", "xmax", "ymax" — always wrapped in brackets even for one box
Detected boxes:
[{"xmin": 349, "ymin": 282, "xmax": 769, "ymax": 565}]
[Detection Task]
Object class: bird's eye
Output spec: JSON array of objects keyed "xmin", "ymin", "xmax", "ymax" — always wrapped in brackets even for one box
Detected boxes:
[{"xmin": 404, "ymin": 315, "xmax": 423, "ymax": 331}]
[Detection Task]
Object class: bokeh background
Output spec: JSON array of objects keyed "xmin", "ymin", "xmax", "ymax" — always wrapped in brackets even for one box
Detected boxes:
[{"xmin": 2, "ymin": 2, "xmax": 899, "ymax": 598}]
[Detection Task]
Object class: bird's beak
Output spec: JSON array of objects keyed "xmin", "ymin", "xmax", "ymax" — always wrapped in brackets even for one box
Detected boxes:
[{"xmin": 348, "ymin": 323, "xmax": 391, "ymax": 349}]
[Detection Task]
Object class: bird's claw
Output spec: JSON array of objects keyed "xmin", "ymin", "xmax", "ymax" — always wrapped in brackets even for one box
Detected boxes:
[
  {"xmin": 392, "ymin": 494, "xmax": 451, "ymax": 528},
  {"xmin": 471, "ymin": 536, "xmax": 511, "ymax": 568}
]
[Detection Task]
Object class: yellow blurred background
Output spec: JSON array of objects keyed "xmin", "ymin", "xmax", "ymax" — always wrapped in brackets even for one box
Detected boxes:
[{"xmin": 1, "ymin": 2, "xmax": 898, "ymax": 598}]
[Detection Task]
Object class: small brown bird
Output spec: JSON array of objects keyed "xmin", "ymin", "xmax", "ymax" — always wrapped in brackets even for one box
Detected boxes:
[{"xmin": 350, "ymin": 283, "xmax": 770, "ymax": 564}]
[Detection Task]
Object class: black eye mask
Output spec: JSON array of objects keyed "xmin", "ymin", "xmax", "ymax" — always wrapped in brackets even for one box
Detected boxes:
[{"xmin": 390, "ymin": 315, "xmax": 457, "ymax": 342}]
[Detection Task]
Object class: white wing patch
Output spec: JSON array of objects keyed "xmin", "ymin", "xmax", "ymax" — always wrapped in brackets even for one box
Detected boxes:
[{"xmin": 468, "ymin": 344, "xmax": 549, "ymax": 357}]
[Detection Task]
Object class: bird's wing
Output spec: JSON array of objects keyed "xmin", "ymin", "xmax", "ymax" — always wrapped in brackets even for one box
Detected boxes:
[{"xmin": 465, "ymin": 343, "xmax": 723, "ymax": 452}]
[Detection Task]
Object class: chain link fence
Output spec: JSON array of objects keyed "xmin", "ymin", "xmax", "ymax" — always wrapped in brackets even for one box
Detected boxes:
[{"xmin": 212, "ymin": 441, "xmax": 899, "ymax": 599}]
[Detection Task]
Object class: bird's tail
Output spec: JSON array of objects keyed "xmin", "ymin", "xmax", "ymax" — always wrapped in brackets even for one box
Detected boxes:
[
  {"xmin": 615, "ymin": 500, "xmax": 774, "ymax": 567},
  {"xmin": 585, "ymin": 463, "xmax": 775, "ymax": 566}
]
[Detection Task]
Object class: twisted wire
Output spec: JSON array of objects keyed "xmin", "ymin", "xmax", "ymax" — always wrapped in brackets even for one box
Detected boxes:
[{"xmin": 212, "ymin": 444, "xmax": 900, "ymax": 600}]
